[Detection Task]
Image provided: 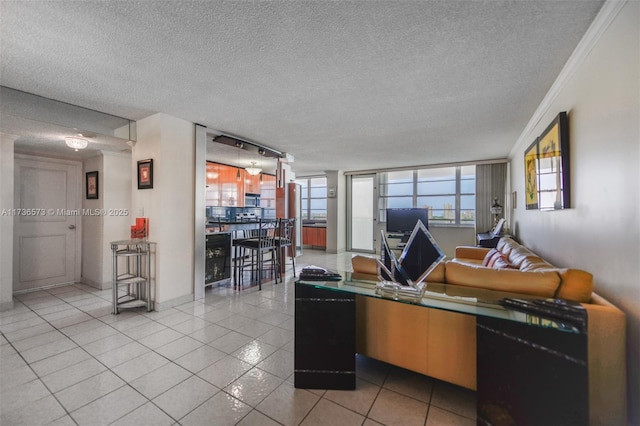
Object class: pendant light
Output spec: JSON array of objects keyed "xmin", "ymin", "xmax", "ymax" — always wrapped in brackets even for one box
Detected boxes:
[
  {"xmin": 236, "ymin": 141, "xmax": 243, "ymax": 181},
  {"xmin": 65, "ymin": 136, "xmax": 89, "ymax": 151},
  {"xmin": 245, "ymin": 161, "xmax": 262, "ymax": 176}
]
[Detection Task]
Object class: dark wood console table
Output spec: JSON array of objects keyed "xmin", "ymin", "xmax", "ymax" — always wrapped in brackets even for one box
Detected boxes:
[{"xmin": 295, "ymin": 273, "xmax": 589, "ymax": 425}]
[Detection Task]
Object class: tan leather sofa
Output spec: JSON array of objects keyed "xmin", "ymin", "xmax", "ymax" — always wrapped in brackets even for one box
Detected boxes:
[{"xmin": 351, "ymin": 237, "xmax": 627, "ymax": 425}]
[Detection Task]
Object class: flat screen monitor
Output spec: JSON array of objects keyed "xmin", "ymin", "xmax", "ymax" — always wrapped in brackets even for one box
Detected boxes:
[{"xmin": 386, "ymin": 208, "xmax": 429, "ymax": 234}]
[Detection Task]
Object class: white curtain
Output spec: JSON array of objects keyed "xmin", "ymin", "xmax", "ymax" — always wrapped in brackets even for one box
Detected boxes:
[{"xmin": 475, "ymin": 163, "xmax": 507, "ymax": 233}]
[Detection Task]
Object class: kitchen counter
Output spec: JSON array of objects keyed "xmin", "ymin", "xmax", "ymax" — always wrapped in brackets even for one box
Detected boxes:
[
  {"xmin": 206, "ymin": 219, "xmax": 276, "ymax": 235},
  {"xmin": 303, "ymin": 223, "xmax": 326, "ymax": 228}
]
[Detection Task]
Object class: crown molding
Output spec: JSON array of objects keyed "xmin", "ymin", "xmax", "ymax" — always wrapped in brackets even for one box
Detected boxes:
[{"xmin": 510, "ymin": 0, "xmax": 628, "ymax": 158}]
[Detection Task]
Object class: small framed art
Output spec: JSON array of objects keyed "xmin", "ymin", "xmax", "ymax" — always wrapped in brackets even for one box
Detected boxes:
[
  {"xmin": 137, "ymin": 159, "xmax": 154, "ymax": 189},
  {"xmin": 86, "ymin": 171, "xmax": 98, "ymax": 199}
]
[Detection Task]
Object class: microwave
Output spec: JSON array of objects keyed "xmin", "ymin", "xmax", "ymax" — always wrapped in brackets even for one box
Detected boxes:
[{"xmin": 244, "ymin": 193, "xmax": 260, "ymax": 207}]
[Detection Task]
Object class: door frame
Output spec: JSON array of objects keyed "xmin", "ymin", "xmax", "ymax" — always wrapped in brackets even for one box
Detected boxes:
[{"xmin": 13, "ymin": 153, "xmax": 82, "ymax": 292}]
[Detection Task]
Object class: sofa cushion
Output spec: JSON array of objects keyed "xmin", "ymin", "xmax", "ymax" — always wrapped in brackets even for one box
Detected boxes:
[
  {"xmin": 492, "ymin": 256, "xmax": 515, "ymax": 269},
  {"xmin": 451, "ymin": 258, "xmax": 483, "ymax": 266},
  {"xmin": 496, "ymin": 237, "xmax": 518, "ymax": 257},
  {"xmin": 455, "ymin": 246, "xmax": 490, "ymax": 261},
  {"xmin": 444, "ymin": 260, "xmax": 561, "ymax": 297},
  {"xmin": 425, "ymin": 261, "xmax": 446, "ymax": 282},
  {"xmin": 350, "ymin": 255, "xmax": 446, "ymax": 283},
  {"xmin": 520, "ymin": 259, "xmax": 554, "ymax": 271},
  {"xmin": 507, "ymin": 246, "xmax": 543, "ymax": 270},
  {"xmin": 352, "ymin": 255, "xmax": 378, "ymax": 275},
  {"xmin": 481, "ymin": 249, "xmax": 501, "ymax": 267}
]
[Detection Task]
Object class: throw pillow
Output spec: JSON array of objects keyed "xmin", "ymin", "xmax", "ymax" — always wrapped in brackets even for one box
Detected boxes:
[
  {"xmin": 481, "ymin": 249, "xmax": 501, "ymax": 267},
  {"xmin": 492, "ymin": 256, "xmax": 515, "ymax": 269}
]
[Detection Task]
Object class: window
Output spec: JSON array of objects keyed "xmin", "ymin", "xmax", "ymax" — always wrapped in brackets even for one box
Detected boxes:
[
  {"xmin": 378, "ymin": 166, "xmax": 475, "ymax": 226},
  {"xmin": 296, "ymin": 177, "xmax": 327, "ymax": 221}
]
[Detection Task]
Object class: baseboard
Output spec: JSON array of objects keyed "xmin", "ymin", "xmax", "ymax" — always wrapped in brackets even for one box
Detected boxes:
[
  {"xmin": 0, "ymin": 300, "xmax": 14, "ymax": 312},
  {"xmin": 325, "ymin": 248, "xmax": 346, "ymax": 254},
  {"xmin": 81, "ymin": 277, "xmax": 111, "ymax": 290},
  {"xmin": 154, "ymin": 293, "xmax": 194, "ymax": 312}
]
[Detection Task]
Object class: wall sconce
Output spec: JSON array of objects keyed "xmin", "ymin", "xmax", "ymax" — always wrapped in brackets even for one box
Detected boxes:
[{"xmin": 490, "ymin": 197, "xmax": 503, "ymax": 227}]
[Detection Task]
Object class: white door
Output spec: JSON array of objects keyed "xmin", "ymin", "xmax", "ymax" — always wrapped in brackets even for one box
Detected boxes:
[
  {"xmin": 350, "ymin": 174, "xmax": 376, "ymax": 252},
  {"xmin": 13, "ymin": 156, "xmax": 81, "ymax": 292}
]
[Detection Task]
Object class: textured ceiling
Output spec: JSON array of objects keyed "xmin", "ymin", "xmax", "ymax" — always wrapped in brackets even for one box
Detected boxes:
[{"xmin": 0, "ymin": 1, "xmax": 604, "ymax": 175}]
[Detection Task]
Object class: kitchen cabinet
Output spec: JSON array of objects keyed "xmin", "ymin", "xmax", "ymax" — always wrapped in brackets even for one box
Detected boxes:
[
  {"xmin": 206, "ymin": 162, "xmax": 244, "ymax": 206},
  {"xmin": 245, "ymin": 173, "xmax": 261, "ymax": 194},
  {"xmin": 207, "ymin": 161, "xmax": 280, "ymax": 208},
  {"xmin": 260, "ymin": 174, "xmax": 276, "ymax": 209},
  {"xmin": 303, "ymin": 226, "xmax": 326, "ymax": 249},
  {"xmin": 205, "ymin": 232, "xmax": 231, "ymax": 286}
]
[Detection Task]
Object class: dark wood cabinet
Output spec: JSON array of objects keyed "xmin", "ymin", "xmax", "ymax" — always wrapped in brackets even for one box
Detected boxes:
[{"xmin": 303, "ymin": 226, "xmax": 326, "ymax": 249}]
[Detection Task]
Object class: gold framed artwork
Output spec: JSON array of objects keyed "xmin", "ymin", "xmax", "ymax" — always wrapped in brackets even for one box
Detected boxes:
[
  {"xmin": 523, "ymin": 112, "xmax": 570, "ymax": 211},
  {"xmin": 524, "ymin": 140, "xmax": 539, "ymax": 210}
]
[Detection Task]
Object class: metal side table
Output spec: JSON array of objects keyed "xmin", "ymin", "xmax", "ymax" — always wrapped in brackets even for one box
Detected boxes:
[{"xmin": 111, "ymin": 240, "xmax": 154, "ymax": 314}]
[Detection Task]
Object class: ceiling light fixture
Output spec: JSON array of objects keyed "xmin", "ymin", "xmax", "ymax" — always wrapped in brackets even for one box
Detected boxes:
[
  {"xmin": 245, "ymin": 161, "xmax": 262, "ymax": 176},
  {"xmin": 65, "ymin": 136, "xmax": 89, "ymax": 151}
]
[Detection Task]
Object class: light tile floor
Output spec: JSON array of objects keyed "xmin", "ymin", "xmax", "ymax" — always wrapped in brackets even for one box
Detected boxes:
[{"xmin": 0, "ymin": 250, "xmax": 476, "ymax": 426}]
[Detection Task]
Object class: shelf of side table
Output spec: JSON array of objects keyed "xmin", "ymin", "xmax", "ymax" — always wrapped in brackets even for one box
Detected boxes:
[{"xmin": 111, "ymin": 240, "xmax": 155, "ymax": 314}]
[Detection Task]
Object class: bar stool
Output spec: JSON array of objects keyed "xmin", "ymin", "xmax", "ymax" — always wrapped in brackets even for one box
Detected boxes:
[
  {"xmin": 274, "ymin": 218, "xmax": 296, "ymax": 278},
  {"xmin": 234, "ymin": 219, "xmax": 279, "ymax": 290}
]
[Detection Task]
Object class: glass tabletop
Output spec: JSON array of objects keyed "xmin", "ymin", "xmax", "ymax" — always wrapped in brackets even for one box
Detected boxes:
[{"xmin": 296, "ymin": 271, "xmax": 584, "ymax": 334}]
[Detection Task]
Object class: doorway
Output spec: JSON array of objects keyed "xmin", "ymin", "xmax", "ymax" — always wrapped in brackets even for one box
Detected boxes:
[
  {"xmin": 13, "ymin": 155, "xmax": 81, "ymax": 292},
  {"xmin": 349, "ymin": 174, "xmax": 376, "ymax": 253}
]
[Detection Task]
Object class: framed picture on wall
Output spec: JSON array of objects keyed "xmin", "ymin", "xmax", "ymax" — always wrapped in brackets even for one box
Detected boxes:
[
  {"xmin": 137, "ymin": 159, "xmax": 154, "ymax": 189},
  {"xmin": 86, "ymin": 171, "xmax": 98, "ymax": 199},
  {"xmin": 537, "ymin": 112, "xmax": 570, "ymax": 210},
  {"xmin": 524, "ymin": 139, "xmax": 539, "ymax": 210},
  {"xmin": 523, "ymin": 112, "xmax": 570, "ymax": 211}
]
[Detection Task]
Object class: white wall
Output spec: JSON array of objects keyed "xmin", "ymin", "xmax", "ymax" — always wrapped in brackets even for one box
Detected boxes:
[
  {"xmin": 134, "ymin": 113, "xmax": 195, "ymax": 309},
  {"xmin": 0, "ymin": 135, "xmax": 16, "ymax": 310},
  {"xmin": 326, "ymin": 170, "xmax": 346, "ymax": 254},
  {"xmin": 81, "ymin": 152, "xmax": 132, "ymax": 289},
  {"xmin": 509, "ymin": 2, "xmax": 639, "ymax": 422},
  {"xmin": 101, "ymin": 152, "xmax": 132, "ymax": 284},
  {"xmin": 81, "ymin": 155, "xmax": 104, "ymax": 288}
]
